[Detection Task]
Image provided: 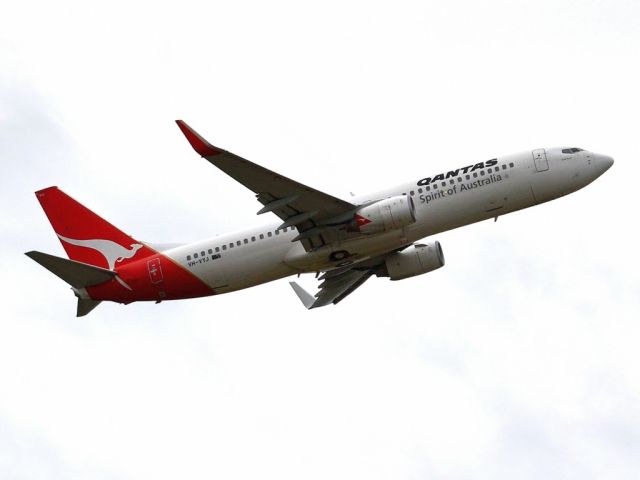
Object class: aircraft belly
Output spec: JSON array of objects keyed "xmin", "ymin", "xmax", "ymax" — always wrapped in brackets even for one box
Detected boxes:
[
  {"xmin": 212, "ymin": 242, "xmax": 297, "ymax": 293},
  {"xmin": 284, "ymin": 229, "xmax": 407, "ymax": 272}
]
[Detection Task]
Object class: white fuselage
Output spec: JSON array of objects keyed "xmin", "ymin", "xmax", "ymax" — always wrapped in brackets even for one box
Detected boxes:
[{"xmin": 163, "ymin": 147, "xmax": 613, "ymax": 294}]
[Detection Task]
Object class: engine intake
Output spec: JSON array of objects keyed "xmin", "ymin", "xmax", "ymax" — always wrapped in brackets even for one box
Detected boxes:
[
  {"xmin": 350, "ymin": 195, "xmax": 416, "ymax": 234},
  {"xmin": 382, "ymin": 242, "xmax": 445, "ymax": 280}
]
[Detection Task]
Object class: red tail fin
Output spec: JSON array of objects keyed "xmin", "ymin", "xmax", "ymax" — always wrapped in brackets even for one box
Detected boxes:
[{"xmin": 35, "ymin": 187, "xmax": 154, "ymax": 270}]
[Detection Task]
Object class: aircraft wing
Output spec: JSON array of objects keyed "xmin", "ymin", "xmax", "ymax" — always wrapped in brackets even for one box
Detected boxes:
[
  {"xmin": 176, "ymin": 120, "xmax": 356, "ymax": 251},
  {"xmin": 289, "ymin": 269, "xmax": 374, "ymax": 309},
  {"xmin": 287, "ymin": 253, "xmax": 396, "ymax": 308}
]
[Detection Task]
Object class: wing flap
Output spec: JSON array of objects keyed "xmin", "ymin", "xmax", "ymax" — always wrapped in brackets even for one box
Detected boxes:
[{"xmin": 333, "ymin": 272, "xmax": 374, "ymax": 305}]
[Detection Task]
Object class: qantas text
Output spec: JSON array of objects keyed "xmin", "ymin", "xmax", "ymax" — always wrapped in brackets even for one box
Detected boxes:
[{"xmin": 417, "ymin": 159, "xmax": 498, "ymax": 186}]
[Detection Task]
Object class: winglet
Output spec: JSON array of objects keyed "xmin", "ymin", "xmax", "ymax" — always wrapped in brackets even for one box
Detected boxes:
[
  {"xmin": 289, "ymin": 281, "xmax": 317, "ymax": 309},
  {"xmin": 175, "ymin": 120, "xmax": 223, "ymax": 157}
]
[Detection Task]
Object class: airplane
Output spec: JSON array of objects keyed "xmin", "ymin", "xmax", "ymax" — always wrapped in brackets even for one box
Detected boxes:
[{"xmin": 26, "ymin": 121, "xmax": 614, "ymax": 316}]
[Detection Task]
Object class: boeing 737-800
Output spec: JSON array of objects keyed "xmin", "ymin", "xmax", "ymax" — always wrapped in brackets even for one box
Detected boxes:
[{"xmin": 26, "ymin": 121, "xmax": 614, "ymax": 316}]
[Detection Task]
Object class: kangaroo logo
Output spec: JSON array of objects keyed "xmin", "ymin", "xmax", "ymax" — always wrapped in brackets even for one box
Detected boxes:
[{"xmin": 57, "ymin": 234, "xmax": 144, "ymax": 270}]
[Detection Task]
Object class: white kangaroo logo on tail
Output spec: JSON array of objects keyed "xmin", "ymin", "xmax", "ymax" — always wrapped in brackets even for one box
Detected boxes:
[{"xmin": 57, "ymin": 234, "xmax": 143, "ymax": 270}]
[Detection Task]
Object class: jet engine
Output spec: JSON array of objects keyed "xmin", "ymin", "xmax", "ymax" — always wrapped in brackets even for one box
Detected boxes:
[
  {"xmin": 350, "ymin": 195, "xmax": 416, "ymax": 234},
  {"xmin": 381, "ymin": 242, "xmax": 445, "ymax": 280}
]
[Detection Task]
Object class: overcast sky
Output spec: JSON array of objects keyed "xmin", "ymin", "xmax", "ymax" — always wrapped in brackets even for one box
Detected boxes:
[{"xmin": 1, "ymin": 0, "xmax": 639, "ymax": 479}]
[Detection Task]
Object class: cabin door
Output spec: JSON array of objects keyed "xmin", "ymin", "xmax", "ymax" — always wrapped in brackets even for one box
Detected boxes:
[{"xmin": 532, "ymin": 148, "xmax": 549, "ymax": 172}]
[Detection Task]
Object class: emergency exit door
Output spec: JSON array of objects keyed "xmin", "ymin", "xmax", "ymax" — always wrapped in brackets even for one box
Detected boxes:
[
  {"xmin": 147, "ymin": 257, "xmax": 164, "ymax": 284},
  {"xmin": 532, "ymin": 148, "xmax": 549, "ymax": 172}
]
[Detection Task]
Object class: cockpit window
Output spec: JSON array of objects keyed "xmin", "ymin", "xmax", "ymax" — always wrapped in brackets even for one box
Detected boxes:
[{"xmin": 562, "ymin": 147, "xmax": 584, "ymax": 154}]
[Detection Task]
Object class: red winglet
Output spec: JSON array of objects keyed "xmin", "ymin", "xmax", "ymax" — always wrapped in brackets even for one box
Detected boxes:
[{"xmin": 175, "ymin": 120, "xmax": 223, "ymax": 157}]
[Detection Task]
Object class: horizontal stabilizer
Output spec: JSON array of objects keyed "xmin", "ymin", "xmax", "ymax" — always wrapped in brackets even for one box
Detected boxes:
[
  {"xmin": 77, "ymin": 298, "xmax": 102, "ymax": 317},
  {"xmin": 25, "ymin": 251, "xmax": 116, "ymax": 289}
]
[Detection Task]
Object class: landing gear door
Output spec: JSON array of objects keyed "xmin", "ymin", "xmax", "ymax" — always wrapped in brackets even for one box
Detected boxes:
[
  {"xmin": 205, "ymin": 254, "xmax": 228, "ymax": 290},
  {"xmin": 532, "ymin": 148, "xmax": 549, "ymax": 172}
]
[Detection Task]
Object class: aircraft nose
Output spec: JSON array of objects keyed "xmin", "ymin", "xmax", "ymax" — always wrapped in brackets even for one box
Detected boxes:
[{"xmin": 598, "ymin": 154, "xmax": 614, "ymax": 173}]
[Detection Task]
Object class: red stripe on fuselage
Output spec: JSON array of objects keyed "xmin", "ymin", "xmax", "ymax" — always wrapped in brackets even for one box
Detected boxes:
[{"xmin": 86, "ymin": 251, "xmax": 214, "ymax": 303}]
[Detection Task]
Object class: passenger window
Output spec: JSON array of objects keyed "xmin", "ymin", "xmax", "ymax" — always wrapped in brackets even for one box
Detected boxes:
[
  {"xmin": 268, "ymin": 232, "xmax": 272, "ymax": 237},
  {"xmin": 194, "ymin": 253, "xmax": 198, "ymax": 259},
  {"xmin": 473, "ymin": 172, "xmax": 478, "ymax": 178},
  {"xmin": 426, "ymin": 186, "xmax": 430, "ymax": 191},
  {"xmin": 187, "ymin": 255, "xmax": 191, "ymax": 261},
  {"xmin": 208, "ymin": 249, "xmax": 213, "ymax": 254},
  {"xmin": 222, "ymin": 245, "xmax": 227, "ymax": 251},
  {"xmin": 433, "ymin": 183, "xmax": 438, "ymax": 189},
  {"xmin": 480, "ymin": 170, "xmax": 485, "ymax": 176},
  {"xmin": 418, "ymin": 188, "xmax": 423, "ymax": 193},
  {"xmin": 215, "ymin": 247, "xmax": 220, "ymax": 252},
  {"xmin": 509, "ymin": 162, "xmax": 514, "ymax": 168},
  {"xmin": 410, "ymin": 190, "xmax": 415, "ymax": 196},
  {"xmin": 236, "ymin": 240, "xmax": 241, "ymax": 246},
  {"xmin": 260, "ymin": 234, "xmax": 264, "ymax": 239},
  {"xmin": 244, "ymin": 239, "xmax": 248, "ymax": 244},
  {"xmin": 450, "ymin": 179, "xmax": 455, "ymax": 185},
  {"xmin": 201, "ymin": 251, "xmax": 205, "ymax": 256},
  {"xmin": 275, "ymin": 230, "xmax": 280, "ymax": 235},
  {"xmin": 251, "ymin": 236, "xmax": 256, "ymax": 242},
  {"xmin": 441, "ymin": 182, "xmax": 446, "ymax": 187},
  {"xmin": 229, "ymin": 243, "xmax": 234, "ymax": 249},
  {"xmin": 465, "ymin": 174, "xmax": 470, "ymax": 180},
  {"xmin": 502, "ymin": 164, "xmax": 507, "ymax": 170},
  {"xmin": 457, "ymin": 177, "xmax": 462, "ymax": 182}
]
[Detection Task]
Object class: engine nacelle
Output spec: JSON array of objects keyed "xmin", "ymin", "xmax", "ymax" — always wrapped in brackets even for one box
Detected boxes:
[
  {"xmin": 382, "ymin": 242, "xmax": 445, "ymax": 280},
  {"xmin": 351, "ymin": 195, "xmax": 416, "ymax": 234}
]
